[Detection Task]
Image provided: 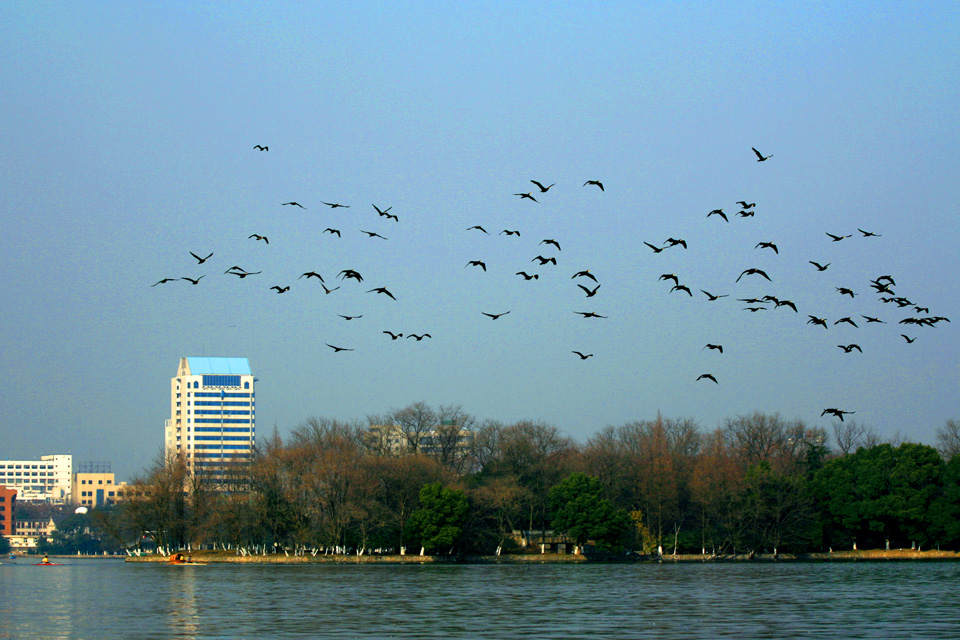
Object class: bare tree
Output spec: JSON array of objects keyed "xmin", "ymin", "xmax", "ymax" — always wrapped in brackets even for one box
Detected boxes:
[
  {"xmin": 936, "ymin": 419, "xmax": 960, "ymax": 461},
  {"xmin": 433, "ymin": 404, "xmax": 477, "ymax": 473},
  {"xmin": 388, "ymin": 401, "xmax": 438, "ymax": 453},
  {"xmin": 833, "ymin": 420, "xmax": 872, "ymax": 456}
]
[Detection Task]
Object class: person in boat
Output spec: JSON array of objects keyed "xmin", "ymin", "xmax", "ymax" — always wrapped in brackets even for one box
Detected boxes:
[{"xmin": 42, "ymin": 554, "xmax": 49, "ymax": 564}]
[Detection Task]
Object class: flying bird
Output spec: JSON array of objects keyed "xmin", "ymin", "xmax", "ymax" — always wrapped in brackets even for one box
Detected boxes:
[
  {"xmin": 836, "ymin": 287, "xmax": 857, "ymax": 298},
  {"xmin": 736, "ymin": 268, "xmax": 771, "ymax": 283},
  {"xmin": 643, "ymin": 242, "xmax": 665, "ymax": 254},
  {"xmin": 755, "ymin": 242, "xmax": 778, "ymax": 254},
  {"xmin": 736, "ymin": 202, "xmax": 756, "ymax": 209},
  {"xmin": 514, "ymin": 192, "xmax": 538, "ymax": 202},
  {"xmin": 320, "ymin": 283, "xmax": 340, "ymax": 295},
  {"xmin": 697, "ymin": 374, "xmax": 719, "ymax": 384},
  {"xmin": 248, "ymin": 234, "xmax": 269, "ymax": 244},
  {"xmin": 752, "ymin": 147, "xmax": 773, "ymax": 162},
  {"xmin": 322, "ymin": 202, "xmax": 350, "ymax": 208},
  {"xmin": 572, "ymin": 351, "xmax": 594, "ymax": 360},
  {"xmin": 807, "ymin": 315, "xmax": 828, "ymax": 329},
  {"xmin": 253, "ymin": 145, "xmax": 268, "ymax": 151},
  {"xmin": 482, "ymin": 311, "xmax": 511, "ymax": 320},
  {"xmin": 671, "ymin": 284, "xmax": 693, "ymax": 296},
  {"xmin": 282, "ymin": 202, "xmax": 305, "ymax": 208},
  {"xmin": 466, "ymin": 260, "xmax": 487, "ymax": 271},
  {"xmin": 338, "ymin": 270, "xmax": 363, "ymax": 282},
  {"xmin": 372, "ymin": 204, "xmax": 393, "ymax": 217},
  {"xmin": 540, "ymin": 239, "xmax": 561, "ymax": 251},
  {"xmin": 858, "ymin": 228, "xmax": 882, "ymax": 237},
  {"xmin": 775, "ymin": 299, "xmax": 798, "ymax": 313},
  {"xmin": 572, "ymin": 270, "xmax": 598, "ymax": 282},
  {"xmin": 152, "ymin": 278, "xmax": 177, "ymax": 286},
  {"xmin": 659, "ymin": 273, "xmax": 679, "ymax": 286},
  {"xmin": 532, "ymin": 255, "xmax": 557, "ymax": 265},
  {"xmin": 583, "ymin": 180, "xmax": 604, "ymax": 191},
  {"xmin": 664, "ymin": 238, "xmax": 687, "ymax": 249},
  {"xmin": 861, "ymin": 315, "xmax": 886, "ymax": 324},
  {"xmin": 737, "ymin": 210, "xmax": 755, "ymax": 218},
  {"xmin": 323, "ymin": 228, "xmax": 341, "ymax": 237},
  {"xmin": 809, "ymin": 261, "xmax": 831, "ymax": 271},
  {"xmin": 578, "ymin": 283, "xmax": 601, "ymax": 297},
  {"xmin": 190, "ymin": 251, "xmax": 213, "ymax": 264},
  {"xmin": 181, "ymin": 276, "xmax": 205, "ymax": 285},
  {"xmin": 703, "ymin": 344, "xmax": 723, "ymax": 353},
  {"xmin": 901, "ymin": 334, "xmax": 917, "ymax": 343},
  {"xmin": 299, "ymin": 271, "xmax": 325, "ymax": 282},
  {"xmin": 826, "ymin": 232, "xmax": 852, "ymax": 242},
  {"xmin": 407, "ymin": 333, "xmax": 432, "ymax": 341},
  {"xmin": 360, "ymin": 230, "xmax": 387, "ymax": 239},
  {"xmin": 838, "ymin": 344, "xmax": 863, "ymax": 353},
  {"xmin": 326, "ymin": 344, "xmax": 354, "ymax": 353},
  {"xmin": 700, "ymin": 290, "xmax": 729, "ymax": 301},
  {"xmin": 368, "ymin": 287, "xmax": 396, "ymax": 300},
  {"xmin": 500, "ymin": 229, "xmax": 521, "ymax": 236},
  {"xmin": 707, "ymin": 209, "xmax": 728, "ymax": 222},
  {"xmin": 467, "ymin": 225, "xmax": 489, "ymax": 234},
  {"xmin": 821, "ymin": 408, "xmax": 855, "ymax": 421},
  {"xmin": 383, "ymin": 331, "xmax": 403, "ymax": 340},
  {"xmin": 531, "ymin": 180, "xmax": 555, "ymax": 192},
  {"xmin": 515, "ymin": 271, "xmax": 539, "ymax": 280},
  {"xmin": 270, "ymin": 285, "xmax": 290, "ymax": 294},
  {"xmin": 575, "ymin": 311, "xmax": 607, "ymax": 319},
  {"xmin": 338, "ymin": 314, "xmax": 362, "ymax": 321},
  {"xmin": 225, "ymin": 269, "xmax": 261, "ymax": 279}
]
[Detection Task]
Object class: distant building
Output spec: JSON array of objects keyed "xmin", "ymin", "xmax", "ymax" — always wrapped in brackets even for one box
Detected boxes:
[
  {"xmin": 0, "ymin": 455, "xmax": 72, "ymax": 502},
  {"xmin": 0, "ymin": 487, "xmax": 16, "ymax": 536},
  {"xmin": 8, "ymin": 517, "xmax": 56, "ymax": 550},
  {"xmin": 365, "ymin": 420, "xmax": 474, "ymax": 461},
  {"xmin": 166, "ymin": 357, "xmax": 256, "ymax": 482},
  {"xmin": 73, "ymin": 473, "xmax": 124, "ymax": 508}
]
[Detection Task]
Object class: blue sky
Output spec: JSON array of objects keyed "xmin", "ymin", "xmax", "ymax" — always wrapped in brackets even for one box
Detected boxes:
[{"xmin": 1, "ymin": 2, "xmax": 958, "ymax": 478}]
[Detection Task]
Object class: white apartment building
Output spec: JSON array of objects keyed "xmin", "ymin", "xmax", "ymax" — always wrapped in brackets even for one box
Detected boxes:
[
  {"xmin": 0, "ymin": 455, "xmax": 72, "ymax": 502},
  {"xmin": 166, "ymin": 357, "xmax": 256, "ymax": 479}
]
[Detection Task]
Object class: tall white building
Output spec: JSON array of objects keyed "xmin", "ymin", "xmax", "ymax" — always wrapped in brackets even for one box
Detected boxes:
[
  {"xmin": 0, "ymin": 454, "xmax": 72, "ymax": 502},
  {"xmin": 166, "ymin": 357, "xmax": 256, "ymax": 479}
]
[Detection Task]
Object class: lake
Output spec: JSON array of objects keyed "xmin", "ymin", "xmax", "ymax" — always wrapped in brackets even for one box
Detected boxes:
[{"xmin": 2, "ymin": 559, "xmax": 959, "ymax": 638}]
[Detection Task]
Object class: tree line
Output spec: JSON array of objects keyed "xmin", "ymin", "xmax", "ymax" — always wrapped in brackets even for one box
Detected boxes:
[{"xmin": 96, "ymin": 405, "xmax": 960, "ymax": 556}]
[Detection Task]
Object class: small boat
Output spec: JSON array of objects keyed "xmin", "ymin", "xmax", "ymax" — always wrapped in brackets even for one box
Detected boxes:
[{"xmin": 167, "ymin": 553, "xmax": 206, "ymax": 566}]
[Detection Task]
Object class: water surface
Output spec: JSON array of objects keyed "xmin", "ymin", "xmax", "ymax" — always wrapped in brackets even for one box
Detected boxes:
[{"xmin": 2, "ymin": 560, "xmax": 958, "ymax": 638}]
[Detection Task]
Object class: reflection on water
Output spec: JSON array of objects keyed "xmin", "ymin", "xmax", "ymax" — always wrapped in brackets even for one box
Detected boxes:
[{"xmin": 2, "ymin": 560, "xmax": 960, "ymax": 639}]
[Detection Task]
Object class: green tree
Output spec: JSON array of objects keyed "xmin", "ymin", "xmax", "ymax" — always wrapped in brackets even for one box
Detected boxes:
[
  {"xmin": 405, "ymin": 483, "xmax": 469, "ymax": 553},
  {"xmin": 814, "ymin": 443, "xmax": 943, "ymax": 549},
  {"xmin": 549, "ymin": 472, "xmax": 632, "ymax": 551},
  {"xmin": 932, "ymin": 455, "xmax": 960, "ymax": 548}
]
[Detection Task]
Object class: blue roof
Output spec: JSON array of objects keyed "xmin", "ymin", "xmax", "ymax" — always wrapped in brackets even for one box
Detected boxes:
[{"xmin": 186, "ymin": 357, "xmax": 252, "ymax": 375}]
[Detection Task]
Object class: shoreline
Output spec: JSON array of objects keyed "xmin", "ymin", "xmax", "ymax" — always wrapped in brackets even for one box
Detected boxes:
[{"xmin": 122, "ymin": 549, "xmax": 960, "ymax": 564}]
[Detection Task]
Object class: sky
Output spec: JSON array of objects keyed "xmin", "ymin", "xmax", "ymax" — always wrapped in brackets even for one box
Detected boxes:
[{"xmin": 1, "ymin": 1, "xmax": 958, "ymax": 479}]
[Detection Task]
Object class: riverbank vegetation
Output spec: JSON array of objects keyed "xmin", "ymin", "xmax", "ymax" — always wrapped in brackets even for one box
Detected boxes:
[{"xmin": 101, "ymin": 406, "xmax": 960, "ymax": 557}]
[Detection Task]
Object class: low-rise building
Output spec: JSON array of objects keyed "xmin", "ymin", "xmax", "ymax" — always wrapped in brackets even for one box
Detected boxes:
[
  {"xmin": 8, "ymin": 517, "xmax": 56, "ymax": 550},
  {"xmin": 73, "ymin": 472, "xmax": 124, "ymax": 508}
]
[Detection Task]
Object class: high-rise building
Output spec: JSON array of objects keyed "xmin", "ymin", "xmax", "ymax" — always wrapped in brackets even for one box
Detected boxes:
[
  {"xmin": 166, "ymin": 357, "xmax": 256, "ymax": 480},
  {"xmin": 0, "ymin": 455, "xmax": 72, "ymax": 502}
]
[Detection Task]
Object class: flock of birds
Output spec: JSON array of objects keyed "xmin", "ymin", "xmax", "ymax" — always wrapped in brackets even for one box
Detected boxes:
[{"xmin": 152, "ymin": 145, "xmax": 950, "ymax": 423}]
